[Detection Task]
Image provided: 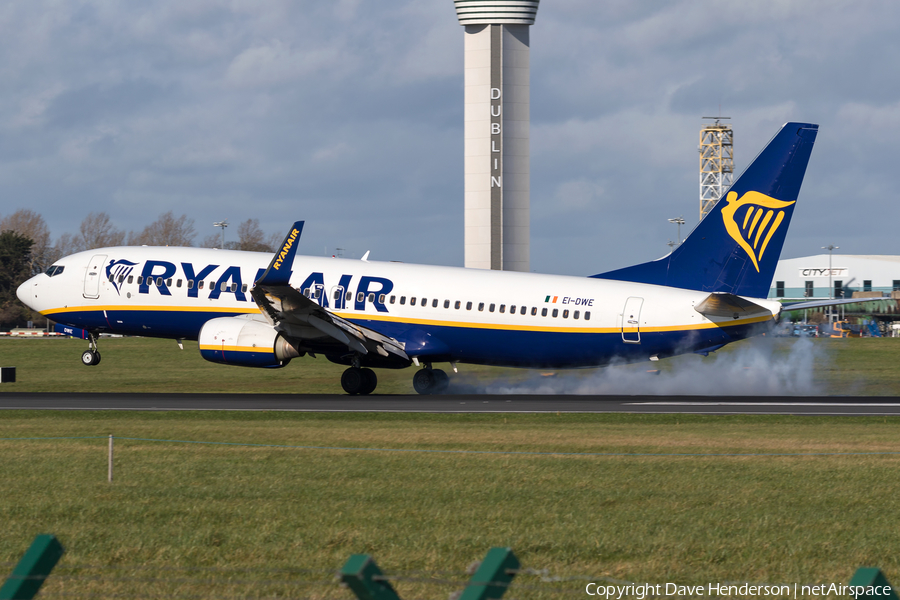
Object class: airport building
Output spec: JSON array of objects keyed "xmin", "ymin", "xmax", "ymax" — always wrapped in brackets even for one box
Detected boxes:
[
  {"xmin": 454, "ymin": 0, "xmax": 539, "ymax": 272},
  {"xmin": 768, "ymin": 255, "xmax": 900, "ymax": 300}
]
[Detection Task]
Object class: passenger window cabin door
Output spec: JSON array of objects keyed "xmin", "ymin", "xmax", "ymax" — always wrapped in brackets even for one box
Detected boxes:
[
  {"xmin": 83, "ymin": 254, "xmax": 107, "ymax": 299},
  {"xmin": 620, "ymin": 296, "xmax": 644, "ymax": 344}
]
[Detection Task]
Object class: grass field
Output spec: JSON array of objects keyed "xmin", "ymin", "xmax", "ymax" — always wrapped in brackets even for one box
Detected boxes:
[
  {"xmin": 2, "ymin": 336, "xmax": 899, "ymax": 597},
  {"xmin": 1, "ymin": 335, "xmax": 899, "ymax": 395},
  {"xmin": 2, "ymin": 411, "xmax": 900, "ymax": 598}
]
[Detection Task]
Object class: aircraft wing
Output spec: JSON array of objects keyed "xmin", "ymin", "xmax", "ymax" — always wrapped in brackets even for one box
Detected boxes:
[{"xmin": 250, "ymin": 221, "xmax": 409, "ymax": 362}]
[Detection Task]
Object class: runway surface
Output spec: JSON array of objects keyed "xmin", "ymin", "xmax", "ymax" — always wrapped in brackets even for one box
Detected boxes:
[{"xmin": 2, "ymin": 393, "xmax": 900, "ymax": 415}]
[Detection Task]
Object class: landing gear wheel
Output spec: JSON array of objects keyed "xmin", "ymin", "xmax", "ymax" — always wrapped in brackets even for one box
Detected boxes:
[
  {"xmin": 81, "ymin": 349, "xmax": 100, "ymax": 366},
  {"xmin": 359, "ymin": 368, "xmax": 378, "ymax": 395},
  {"xmin": 432, "ymin": 369, "xmax": 449, "ymax": 392},
  {"xmin": 413, "ymin": 369, "xmax": 434, "ymax": 395},
  {"xmin": 341, "ymin": 367, "xmax": 365, "ymax": 395}
]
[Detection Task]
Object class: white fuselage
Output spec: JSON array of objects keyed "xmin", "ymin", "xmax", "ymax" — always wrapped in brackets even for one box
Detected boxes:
[{"xmin": 18, "ymin": 246, "xmax": 781, "ymax": 368}]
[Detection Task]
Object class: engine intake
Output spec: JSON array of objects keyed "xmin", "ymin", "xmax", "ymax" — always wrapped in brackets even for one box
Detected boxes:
[{"xmin": 198, "ymin": 317, "xmax": 300, "ymax": 368}]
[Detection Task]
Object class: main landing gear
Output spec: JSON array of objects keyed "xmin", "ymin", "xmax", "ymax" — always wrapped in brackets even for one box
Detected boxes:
[
  {"xmin": 340, "ymin": 366, "xmax": 378, "ymax": 395},
  {"xmin": 412, "ymin": 366, "xmax": 449, "ymax": 395},
  {"xmin": 339, "ymin": 359, "xmax": 451, "ymax": 395},
  {"xmin": 80, "ymin": 333, "xmax": 101, "ymax": 366}
]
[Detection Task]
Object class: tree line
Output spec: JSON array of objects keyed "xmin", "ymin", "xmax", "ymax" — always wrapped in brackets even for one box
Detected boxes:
[{"xmin": 0, "ymin": 210, "xmax": 282, "ymax": 328}]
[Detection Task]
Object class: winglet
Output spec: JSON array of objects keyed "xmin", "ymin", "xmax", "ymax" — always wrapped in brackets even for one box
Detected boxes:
[{"xmin": 256, "ymin": 221, "xmax": 304, "ymax": 286}]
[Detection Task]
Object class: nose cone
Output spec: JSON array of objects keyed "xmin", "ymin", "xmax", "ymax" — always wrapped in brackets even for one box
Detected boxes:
[{"xmin": 16, "ymin": 277, "xmax": 35, "ymax": 309}]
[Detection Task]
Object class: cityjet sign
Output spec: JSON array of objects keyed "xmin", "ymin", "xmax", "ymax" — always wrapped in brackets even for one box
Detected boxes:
[{"xmin": 799, "ymin": 268, "xmax": 849, "ymax": 278}]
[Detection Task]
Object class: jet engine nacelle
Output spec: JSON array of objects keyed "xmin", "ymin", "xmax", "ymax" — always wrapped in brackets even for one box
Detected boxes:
[{"xmin": 198, "ymin": 317, "xmax": 301, "ymax": 368}]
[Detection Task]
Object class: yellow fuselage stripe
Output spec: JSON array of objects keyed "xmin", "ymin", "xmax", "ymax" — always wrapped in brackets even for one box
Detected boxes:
[{"xmin": 44, "ymin": 304, "xmax": 773, "ymax": 335}]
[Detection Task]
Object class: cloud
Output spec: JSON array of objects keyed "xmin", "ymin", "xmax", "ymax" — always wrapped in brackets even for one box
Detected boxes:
[{"xmin": 0, "ymin": 1, "xmax": 898, "ymax": 274}]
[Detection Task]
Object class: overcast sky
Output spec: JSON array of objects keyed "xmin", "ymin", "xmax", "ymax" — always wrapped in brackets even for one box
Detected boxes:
[{"xmin": 1, "ymin": 1, "xmax": 897, "ymax": 275}]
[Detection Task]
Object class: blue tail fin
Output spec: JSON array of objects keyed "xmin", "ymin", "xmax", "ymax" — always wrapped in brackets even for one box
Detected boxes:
[
  {"xmin": 257, "ymin": 221, "xmax": 304, "ymax": 286},
  {"xmin": 594, "ymin": 122, "xmax": 818, "ymax": 298}
]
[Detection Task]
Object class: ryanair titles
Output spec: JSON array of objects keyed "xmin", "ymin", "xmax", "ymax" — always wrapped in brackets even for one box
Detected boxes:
[
  {"xmin": 273, "ymin": 228, "xmax": 300, "ymax": 271},
  {"xmin": 108, "ymin": 259, "xmax": 394, "ymax": 313}
]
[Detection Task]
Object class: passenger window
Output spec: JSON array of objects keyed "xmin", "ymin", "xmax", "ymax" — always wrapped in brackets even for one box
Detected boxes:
[
  {"xmin": 489, "ymin": 303, "xmax": 495, "ymax": 312},
  {"xmin": 231, "ymin": 283, "xmax": 238, "ymax": 292},
  {"xmin": 563, "ymin": 310, "xmax": 570, "ymax": 318},
  {"xmin": 137, "ymin": 276, "xmax": 144, "ymax": 285},
  {"xmin": 585, "ymin": 311, "xmax": 591, "ymax": 320},
  {"xmin": 346, "ymin": 291, "xmax": 352, "ymax": 301},
  {"xmin": 303, "ymin": 288, "xmax": 310, "ymax": 297},
  {"xmin": 118, "ymin": 275, "xmax": 125, "ymax": 284},
  {"xmin": 368, "ymin": 293, "xmax": 375, "ymax": 303},
  {"xmin": 552, "ymin": 309, "xmax": 558, "ymax": 318},
  {"xmin": 574, "ymin": 310, "xmax": 580, "ymax": 319},
  {"xmin": 390, "ymin": 295, "xmax": 396, "ymax": 304},
  {"xmin": 208, "ymin": 281, "xmax": 215, "ymax": 289},
  {"xmin": 432, "ymin": 299, "xmax": 438, "ymax": 308},
  {"xmin": 187, "ymin": 279, "xmax": 193, "ymax": 289},
  {"xmin": 421, "ymin": 298, "xmax": 427, "ymax": 306},
  {"xmin": 314, "ymin": 288, "xmax": 321, "ymax": 298},
  {"xmin": 400, "ymin": 296, "xmax": 406, "ymax": 305},
  {"xmin": 167, "ymin": 278, "xmax": 173, "ymax": 286},
  {"xmin": 478, "ymin": 302, "xmax": 484, "ymax": 311},
  {"xmin": 241, "ymin": 284, "xmax": 247, "ymax": 292},
  {"xmin": 499, "ymin": 304, "xmax": 506, "ymax": 313},
  {"xmin": 379, "ymin": 294, "xmax": 385, "ymax": 304},
  {"xmin": 128, "ymin": 275, "xmax": 134, "ymax": 284},
  {"xmin": 455, "ymin": 301, "xmax": 461, "ymax": 309},
  {"xmin": 156, "ymin": 277, "xmax": 163, "ymax": 286},
  {"xmin": 466, "ymin": 302, "xmax": 473, "ymax": 310},
  {"xmin": 521, "ymin": 306, "xmax": 527, "ymax": 315},
  {"xmin": 357, "ymin": 292, "xmax": 365, "ymax": 302},
  {"xmin": 444, "ymin": 300, "xmax": 450, "ymax": 309},
  {"xmin": 541, "ymin": 308, "xmax": 548, "ymax": 317},
  {"xmin": 108, "ymin": 274, "xmax": 115, "ymax": 282},
  {"xmin": 531, "ymin": 307, "xmax": 537, "ymax": 316},
  {"xmin": 510, "ymin": 305, "xmax": 515, "ymax": 313},
  {"xmin": 198, "ymin": 280, "xmax": 204, "ymax": 289},
  {"xmin": 334, "ymin": 290, "xmax": 342, "ymax": 300},
  {"xmin": 220, "ymin": 282, "xmax": 227, "ymax": 292}
]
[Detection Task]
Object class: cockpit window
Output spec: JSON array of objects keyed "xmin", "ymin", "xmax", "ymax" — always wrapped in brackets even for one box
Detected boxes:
[{"xmin": 44, "ymin": 265, "xmax": 65, "ymax": 277}]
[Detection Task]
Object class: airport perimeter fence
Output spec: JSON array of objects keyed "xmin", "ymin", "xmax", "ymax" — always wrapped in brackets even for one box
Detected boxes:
[{"xmin": 2, "ymin": 535, "xmax": 898, "ymax": 600}]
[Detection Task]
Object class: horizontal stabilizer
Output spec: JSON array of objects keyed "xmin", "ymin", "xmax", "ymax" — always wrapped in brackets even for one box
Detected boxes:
[
  {"xmin": 781, "ymin": 296, "xmax": 894, "ymax": 311},
  {"xmin": 694, "ymin": 292, "xmax": 771, "ymax": 319}
]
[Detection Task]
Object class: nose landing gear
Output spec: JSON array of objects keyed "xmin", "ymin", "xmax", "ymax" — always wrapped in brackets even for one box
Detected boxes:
[{"xmin": 80, "ymin": 333, "xmax": 101, "ymax": 366}]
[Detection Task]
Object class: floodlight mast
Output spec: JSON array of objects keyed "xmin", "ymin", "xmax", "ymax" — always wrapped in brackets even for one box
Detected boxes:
[
  {"xmin": 699, "ymin": 117, "xmax": 734, "ymax": 221},
  {"xmin": 668, "ymin": 216, "xmax": 685, "ymax": 246},
  {"xmin": 213, "ymin": 220, "xmax": 228, "ymax": 249}
]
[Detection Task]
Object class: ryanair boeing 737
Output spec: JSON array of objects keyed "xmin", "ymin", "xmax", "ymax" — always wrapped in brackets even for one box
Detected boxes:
[{"xmin": 18, "ymin": 122, "xmax": 830, "ymax": 395}]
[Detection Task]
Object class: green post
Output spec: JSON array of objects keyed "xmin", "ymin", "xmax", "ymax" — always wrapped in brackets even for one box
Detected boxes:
[
  {"xmin": 340, "ymin": 554, "xmax": 402, "ymax": 600},
  {"xmin": 849, "ymin": 568, "xmax": 899, "ymax": 600},
  {"xmin": 458, "ymin": 547, "xmax": 519, "ymax": 600},
  {"xmin": 0, "ymin": 535, "xmax": 64, "ymax": 600}
]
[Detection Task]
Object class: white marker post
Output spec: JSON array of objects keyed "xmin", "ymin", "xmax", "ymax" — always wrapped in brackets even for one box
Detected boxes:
[{"xmin": 108, "ymin": 435, "xmax": 113, "ymax": 482}]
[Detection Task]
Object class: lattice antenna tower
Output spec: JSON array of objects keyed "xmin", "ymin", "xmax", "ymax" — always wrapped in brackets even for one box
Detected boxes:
[{"xmin": 699, "ymin": 117, "xmax": 734, "ymax": 220}]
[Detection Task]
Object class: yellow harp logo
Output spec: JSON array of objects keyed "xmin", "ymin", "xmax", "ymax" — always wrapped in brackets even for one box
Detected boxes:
[{"xmin": 721, "ymin": 190, "xmax": 795, "ymax": 272}]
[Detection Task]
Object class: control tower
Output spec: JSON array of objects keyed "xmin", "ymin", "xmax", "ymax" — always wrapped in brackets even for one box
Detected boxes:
[{"xmin": 454, "ymin": 0, "xmax": 539, "ymax": 271}]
